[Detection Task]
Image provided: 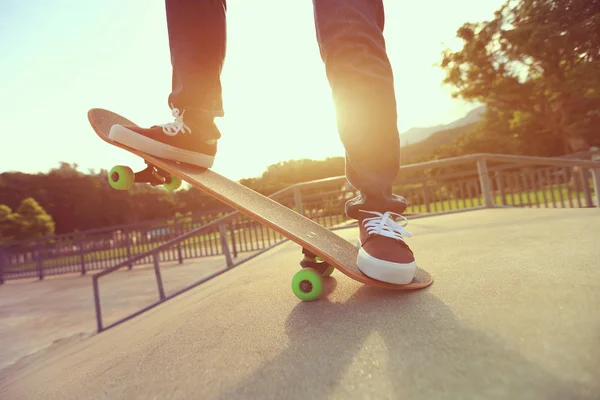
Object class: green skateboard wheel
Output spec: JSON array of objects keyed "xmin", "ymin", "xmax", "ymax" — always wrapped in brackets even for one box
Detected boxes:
[
  {"xmin": 322, "ymin": 265, "xmax": 334, "ymax": 277},
  {"xmin": 108, "ymin": 165, "xmax": 134, "ymax": 190},
  {"xmin": 292, "ymin": 268, "xmax": 323, "ymax": 301},
  {"xmin": 164, "ymin": 175, "xmax": 182, "ymax": 191}
]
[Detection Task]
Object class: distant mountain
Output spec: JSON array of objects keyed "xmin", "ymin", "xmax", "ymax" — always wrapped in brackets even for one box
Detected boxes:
[
  {"xmin": 401, "ymin": 122, "xmax": 479, "ymax": 165},
  {"xmin": 400, "ymin": 105, "xmax": 486, "ymax": 146}
]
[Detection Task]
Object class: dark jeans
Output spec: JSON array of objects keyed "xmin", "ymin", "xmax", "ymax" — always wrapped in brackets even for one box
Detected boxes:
[{"xmin": 165, "ymin": 0, "xmax": 407, "ymax": 219}]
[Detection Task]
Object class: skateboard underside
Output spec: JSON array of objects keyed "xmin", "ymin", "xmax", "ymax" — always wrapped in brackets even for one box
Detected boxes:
[{"xmin": 87, "ymin": 108, "xmax": 433, "ymax": 301}]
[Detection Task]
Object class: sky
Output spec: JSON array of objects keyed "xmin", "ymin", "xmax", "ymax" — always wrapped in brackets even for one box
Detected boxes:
[{"xmin": 0, "ymin": 0, "xmax": 503, "ymax": 181}]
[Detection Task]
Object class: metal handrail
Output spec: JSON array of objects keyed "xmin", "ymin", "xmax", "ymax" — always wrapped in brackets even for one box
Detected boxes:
[
  {"xmin": 283, "ymin": 153, "xmax": 600, "ymax": 189},
  {"xmin": 3, "ymin": 152, "xmax": 598, "ymax": 250},
  {"xmin": 88, "ymin": 151, "xmax": 600, "ymax": 332},
  {"xmin": 92, "ymin": 150, "xmax": 600, "ymax": 280},
  {"xmin": 94, "ymin": 209, "xmax": 243, "ymax": 279}
]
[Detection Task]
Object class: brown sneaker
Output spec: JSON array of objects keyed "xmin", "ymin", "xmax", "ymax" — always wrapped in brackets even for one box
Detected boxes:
[
  {"xmin": 356, "ymin": 210, "xmax": 417, "ymax": 284},
  {"xmin": 108, "ymin": 105, "xmax": 221, "ymax": 168}
]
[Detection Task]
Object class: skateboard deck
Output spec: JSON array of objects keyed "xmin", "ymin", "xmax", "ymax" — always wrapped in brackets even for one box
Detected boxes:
[{"xmin": 87, "ymin": 108, "xmax": 433, "ymax": 300}]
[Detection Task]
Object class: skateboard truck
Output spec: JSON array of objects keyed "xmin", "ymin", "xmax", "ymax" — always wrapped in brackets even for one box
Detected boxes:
[
  {"xmin": 108, "ymin": 161, "xmax": 182, "ymax": 191},
  {"xmin": 134, "ymin": 162, "xmax": 170, "ymax": 186},
  {"xmin": 299, "ymin": 248, "xmax": 334, "ymax": 276}
]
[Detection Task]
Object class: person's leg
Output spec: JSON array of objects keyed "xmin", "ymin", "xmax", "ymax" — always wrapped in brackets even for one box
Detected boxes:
[
  {"xmin": 167, "ymin": 0, "xmax": 227, "ymax": 117},
  {"xmin": 312, "ymin": 0, "xmax": 416, "ymax": 284},
  {"xmin": 311, "ymin": 0, "xmax": 406, "ymax": 219},
  {"xmin": 109, "ymin": 0, "xmax": 226, "ymax": 168}
]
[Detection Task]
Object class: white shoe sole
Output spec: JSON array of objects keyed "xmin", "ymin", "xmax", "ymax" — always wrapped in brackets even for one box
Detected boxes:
[
  {"xmin": 356, "ymin": 240, "xmax": 417, "ymax": 284},
  {"xmin": 108, "ymin": 125, "xmax": 215, "ymax": 168}
]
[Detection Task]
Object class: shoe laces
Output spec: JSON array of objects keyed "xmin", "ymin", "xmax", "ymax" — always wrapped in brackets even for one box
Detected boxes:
[
  {"xmin": 159, "ymin": 104, "xmax": 192, "ymax": 137},
  {"xmin": 360, "ymin": 210, "xmax": 412, "ymax": 242}
]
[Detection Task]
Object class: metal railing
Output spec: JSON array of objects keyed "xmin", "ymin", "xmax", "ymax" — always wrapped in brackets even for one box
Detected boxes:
[
  {"xmin": 90, "ymin": 201, "xmax": 355, "ymax": 333},
  {"xmin": 91, "ymin": 211, "xmax": 289, "ymax": 332},
  {"xmin": 84, "ymin": 152, "xmax": 600, "ymax": 332},
  {"xmin": 0, "ymin": 209, "xmax": 233, "ymax": 282},
  {"xmin": 1, "ymin": 151, "xmax": 599, "ymax": 286}
]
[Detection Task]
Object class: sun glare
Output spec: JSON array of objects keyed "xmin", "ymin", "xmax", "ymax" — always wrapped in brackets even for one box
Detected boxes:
[{"xmin": 0, "ymin": 0, "xmax": 504, "ymax": 180}]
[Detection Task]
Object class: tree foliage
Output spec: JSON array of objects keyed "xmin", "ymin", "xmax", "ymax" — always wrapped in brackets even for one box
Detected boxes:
[
  {"xmin": 440, "ymin": 0, "xmax": 600, "ymax": 154},
  {"xmin": 0, "ymin": 158, "xmax": 347, "ymax": 240},
  {"xmin": 0, "ymin": 163, "xmax": 178, "ymax": 237},
  {"xmin": 0, "ymin": 198, "xmax": 55, "ymax": 243},
  {"xmin": 239, "ymin": 158, "xmax": 345, "ymax": 195}
]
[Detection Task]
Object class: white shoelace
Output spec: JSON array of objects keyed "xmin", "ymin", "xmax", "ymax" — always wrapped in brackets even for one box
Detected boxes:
[
  {"xmin": 159, "ymin": 105, "xmax": 191, "ymax": 137},
  {"xmin": 360, "ymin": 210, "xmax": 412, "ymax": 242}
]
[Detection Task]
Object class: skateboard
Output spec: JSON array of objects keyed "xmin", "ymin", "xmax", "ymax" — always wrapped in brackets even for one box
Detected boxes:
[{"xmin": 87, "ymin": 108, "xmax": 433, "ymax": 301}]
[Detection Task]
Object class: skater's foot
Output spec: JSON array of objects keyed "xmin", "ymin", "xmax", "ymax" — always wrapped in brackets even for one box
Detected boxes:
[
  {"xmin": 109, "ymin": 105, "xmax": 221, "ymax": 168},
  {"xmin": 356, "ymin": 210, "xmax": 417, "ymax": 284}
]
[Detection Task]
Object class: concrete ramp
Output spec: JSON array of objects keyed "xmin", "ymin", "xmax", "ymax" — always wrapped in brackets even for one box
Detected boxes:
[{"xmin": 1, "ymin": 208, "xmax": 599, "ymax": 399}]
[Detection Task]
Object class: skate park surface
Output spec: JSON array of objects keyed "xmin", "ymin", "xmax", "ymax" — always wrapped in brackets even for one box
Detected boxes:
[{"xmin": 1, "ymin": 208, "xmax": 599, "ymax": 399}]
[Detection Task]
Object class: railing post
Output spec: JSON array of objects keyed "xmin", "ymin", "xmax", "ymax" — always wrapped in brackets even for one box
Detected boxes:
[
  {"xmin": 93, "ymin": 276, "xmax": 103, "ymax": 332},
  {"xmin": 125, "ymin": 228, "xmax": 133, "ymax": 270},
  {"xmin": 0, "ymin": 249, "xmax": 5, "ymax": 285},
  {"xmin": 293, "ymin": 187, "xmax": 304, "ymax": 216},
  {"xmin": 589, "ymin": 168, "xmax": 600, "ymax": 208},
  {"xmin": 592, "ymin": 152, "xmax": 600, "ymax": 208},
  {"xmin": 174, "ymin": 216, "xmax": 184, "ymax": 264},
  {"xmin": 229, "ymin": 221, "xmax": 238, "ymax": 258},
  {"xmin": 495, "ymin": 172, "xmax": 506, "ymax": 206},
  {"xmin": 477, "ymin": 158, "xmax": 495, "ymax": 208},
  {"xmin": 579, "ymin": 168, "xmax": 594, "ymax": 207},
  {"xmin": 35, "ymin": 239, "xmax": 44, "ymax": 280},
  {"xmin": 78, "ymin": 233, "xmax": 86, "ymax": 275},
  {"xmin": 219, "ymin": 223, "xmax": 233, "ymax": 268},
  {"xmin": 423, "ymin": 184, "xmax": 431, "ymax": 213},
  {"xmin": 152, "ymin": 253, "xmax": 166, "ymax": 300}
]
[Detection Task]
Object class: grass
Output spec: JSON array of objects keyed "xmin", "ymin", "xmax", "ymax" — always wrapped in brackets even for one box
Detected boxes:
[{"xmin": 404, "ymin": 185, "xmax": 591, "ymax": 214}]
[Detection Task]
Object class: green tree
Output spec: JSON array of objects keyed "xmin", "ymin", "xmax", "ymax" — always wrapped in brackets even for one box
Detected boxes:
[
  {"xmin": 14, "ymin": 197, "xmax": 56, "ymax": 240},
  {"xmin": 0, "ymin": 205, "xmax": 23, "ymax": 242},
  {"xmin": 239, "ymin": 157, "xmax": 346, "ymax": 195},
  {"xmin": 440, "ymin": 0, "xmax": 600, "ymax": 154},
  {"xmin": 0, "ymin": 156, "xmax": 349, "ymax": 238},
  {"xmin": 0, "ymin": 198, "xmax": 55, "ymax": 242},
  {"xmin": 0, "ymin": 163, "xmax": 181, "ymax": 234}
]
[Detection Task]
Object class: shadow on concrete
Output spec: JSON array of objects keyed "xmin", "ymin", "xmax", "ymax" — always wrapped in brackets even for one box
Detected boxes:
[{"xmin": 219, "ymin": 280, "xmax": 589, "ymax": 399}]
